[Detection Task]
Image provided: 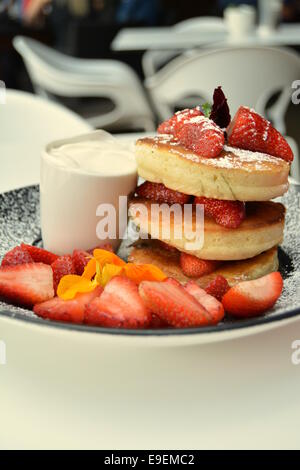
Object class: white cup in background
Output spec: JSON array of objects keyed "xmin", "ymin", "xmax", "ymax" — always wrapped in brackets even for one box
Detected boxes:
[
  {"xmin": 224, "ymin": 5, "xmax": 256, "ymax": 38},
  {"xmin": 40, "ymin": 130, "xmax": 137, "ymax": 255}
]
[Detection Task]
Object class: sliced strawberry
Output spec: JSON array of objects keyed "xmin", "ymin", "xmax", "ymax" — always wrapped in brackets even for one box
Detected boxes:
[
  {"xmin": 21, "ymin": 244, "xmax": 59, "ymax": 265},
  {"xmin": 157, "ymin": 107, "xmax": 204, "ymax": 135},
  {"xmin": 180, "ymin": 253, "xmax": 219, "ymax": 278},
  {"xmin": 0, "ymin": 263, "xmax": 54, "ymax": 307},
  {"xmin": 205, "ymin": 275, "xmax": 230, "ymax": 301},
  {"xmin": 227, "ymin": 106, "xmax": 293, "ymax": 162},
  {"xmin": 87, "ymin": 243, "xmax": 114, "ymax": 255},
  {"xmin": 1, "ymin": 246, "xmax": 33, "ymax": 267},
  {"xmin": 72, "ymin": 250, "xmax": 92, "ymax": 276},
  {"xmin": 176, "ymin": 116, "xmax": 225, "ymax": 158},
  {"xmin": 139, "ymin": 279, "xmax": 212, "ymax": 328},
  {"xmin": 34, "ymin": 286, "xmax": 103, "ymax": 324},
  {"xmin": 51, "ymin": 255, "xmax": 76, "ymax": 293},
  {"xmin": 195, "ymin": 196, "xmax": 245, "ymax": 229},
  {"xmin": 222, "ymin": 272, "xmax": 283, "ymax": 318},
  {"xmin": 136, "ymin": 181, "xmax": 190, "ymax": 205},
  {"xmin": 85, "ymin": 276, "xmax": 151, "ymax": 328},
  {"xmin": 185, "ymin": 281, "xmax": 225, "ymax": 325},
  {"xmin": 149, "ymin": 314, "xmax": 169, "ymax": 329}
]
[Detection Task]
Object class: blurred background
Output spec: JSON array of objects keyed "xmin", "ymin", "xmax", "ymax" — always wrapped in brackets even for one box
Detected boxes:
[{"xmin": 1, "ymin": 0, "xmax": 300, "ymax": 180}]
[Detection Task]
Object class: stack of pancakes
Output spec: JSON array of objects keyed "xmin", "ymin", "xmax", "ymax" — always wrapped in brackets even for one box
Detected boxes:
[{"xmin": 129, "ymin": 135, "xmax": 289, "ymax": 288}]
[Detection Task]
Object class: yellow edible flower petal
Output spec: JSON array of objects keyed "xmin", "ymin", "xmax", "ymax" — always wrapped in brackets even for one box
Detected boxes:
[
  {"xmin": 57, "ymin": 274, "xmax": 97, "ymax": 300},
  {"xmin": 124, "ymin": 263, "xmax": 167, "ymax": 283},
  {"xmin": 82, "ymin": 258, "xmax": 97, "ymax": 280},
  {"xmin": 100, "ymin": 264, "xmax": 124, "ymax": 287},
  {"xmin": 93, "ymin": 249, "xmax": 126, "ymax": 268}
]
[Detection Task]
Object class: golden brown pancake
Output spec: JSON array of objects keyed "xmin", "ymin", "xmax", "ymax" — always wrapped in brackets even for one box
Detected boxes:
[
  {"xmin": 129, "ymin": 198, "xmax": 285, "ymax": 261},
  {"xmin": 135, "ymin": 136, "xmax": 290, "ymax": 202},
  {"xmin": 129, "ymin": 243, "xmax": 279, "ymax": 288}
]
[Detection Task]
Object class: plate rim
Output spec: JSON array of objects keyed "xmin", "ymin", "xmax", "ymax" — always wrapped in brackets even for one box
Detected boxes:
[{"xmin": 0, "ymin": 184, "xmax": 299, "ymax": 338}]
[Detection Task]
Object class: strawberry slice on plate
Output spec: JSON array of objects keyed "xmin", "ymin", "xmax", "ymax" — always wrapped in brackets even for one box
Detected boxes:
[
  {"xmin": 194, "ymin": 196, "xmax": 245, "ymax": 229},
  {"xmin": 85, "ymin": 276, "xmax": 151, "ymax": 328},
  {"xmin": 222, "ymin": 272, "xmax": 283, "ymax": 318},
  {"xmin": 180, "ymin": 253, "xmax": 219, "ymax": 278},
  {"xmin": 34, "ymin": 286, "xmax": 103, "ymax": 324},
  {"xmin": 139, "ymin": 278, "xmax": 213, "ymax": 328},
  {"xmin": 21, "ymin": 244, "xmax": 59, "ymax": 265},
  {"xmin": 227, "ymin": 106, "xmax": 294, "ymax": 162},
  {"xmin": 205, "ymin": 275, "xmax": 230, "ymax": 301},
  {"xmin": 157, "ymin": 107, "xmax": 204, "ymax": 135},
  {"xmin": 176, "ymin": 116, "xmax": 225, "ymax": 158},
  {"xmin": 1, "ymin": 245, "xmax": 33, "ymax": 267},
  {"xmin": 136, "ymin": 181, "xmax": 190, "ymax": 205},
  {"xmin": 51, "ymin": 255, "xmax": 76, "ymax": 293},
  {"xmin": 0, "ymin": 263, "xmax": 54, "ymax": 307},
  {"xmin": 184, "ymin": 281, "xmax": 225, "ymax": 325}
]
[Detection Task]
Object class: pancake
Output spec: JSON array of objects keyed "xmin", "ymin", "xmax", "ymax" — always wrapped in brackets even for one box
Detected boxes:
[
  {"xmin": 135, "ymin": 136, "xmax": 290, "ymax": 202},
  {"xmin": 129, "ymin": 244, "xmax": 279, "ymax": 288},
  {"xmin": 129, "ymin": 198, "xmax": 285, "ymax": 261}
]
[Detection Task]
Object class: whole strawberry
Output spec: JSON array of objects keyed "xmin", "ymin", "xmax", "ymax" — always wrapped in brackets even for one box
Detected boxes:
[
  {"xmin": 136, "ymin": 181, "xmax": 190, "ymax": 205},
  {"xmin": 205, "ymin": 275, "xmax": 230, "ymax": 301},
  {"xmin": 195, "ymin": 197, "xmax": 245, "ymax": 229},
  {"xmin": 227, "ymin": 106, "xmax": 293, "ymax": 162},
  {"xmin": 176, "ymin": 116, "xmax": 225, "ymax": 158},
  {"xmin": 157, "ymin": 107, "xmax": 204, "ymax": 135},
  {"xmin": 72, "ymin": 250, "xmax": 92, "ymax": 276},
  {"xmin": 21, "ymin": 244, "xmax": 59, "ymax": 265}
]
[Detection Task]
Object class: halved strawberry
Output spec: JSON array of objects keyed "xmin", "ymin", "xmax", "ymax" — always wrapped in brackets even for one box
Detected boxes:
[
  {"xmin": 227, "ymin": 106, "xmax": 293, "ymax": 162},
  {"xmin": 72, "ymin": 250, "xmax": 92, "ymax": 276},
  {"xmin": 21, "ymin": 244, "xmax": 59, "ymax": 265},
  {"xmin": 51, "ymin": 255, "xmax": 76, "ymax": 293},
  {"xmin": 157, "ymin": 107, "xmax": 204, "ymax": 135},
  {"xmin": 139, "ymin": 278, "xmax": 212, "ymax": 328},
  {"xmin": 185, "ymin": 281, "xmax": 225, "ymax": 325},
  {"xmin": 176, "ymin": 116, "xmax": 225, "ymax": 158},
  {"xmin": 195, "ymin": 196, "xmax": 245, "ymax": 229},
  {"xmin": 149, "ymin": 314, "xmax": 169, "ymax": 329},
  {"xmin": 34, "ymin": 286, "xmax": 103, "ymax": 324},
  {"xmin": 85, "ymin": 276, "xmax": 151, "ymax": 328},
  {"xmin": 0, "ymin": 263, "xmax": 54, "ymax": 307},
  {"xmin": 222, "ymin": 272, "xmax": 283, "ymax": 318},
  {"xmin": 205, "ymin": 275, "xmax": 230, "ymax": 301},
  {"xmin": 136, "ymin": 182, "xmax": 190, "ymax": 205},
  {"xmin": 180, "ymin": 253, "xmax": 219, "ymax": 278},
  {"xmin": 1, "ymin": 246, "xmax": 33, "ymax": 267}
]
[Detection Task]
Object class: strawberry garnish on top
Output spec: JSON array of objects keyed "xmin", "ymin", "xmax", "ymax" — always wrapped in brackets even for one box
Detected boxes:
[
  {"xmin": 0, "ymin": 263, "xmax": 54, "ymax": 307},
  {"xmin": 222, "ymin": 272, "xmax": 283, "ymax": 318},
  {"xmin": 176, "ymin": 116, "xmax": 225, "ymax": 158},
  {"xmin": 136, "ymin": 181, "xmax": 190, "ymax": 205},
  {"xmin": 1, "ymin": 246, "xmax": 33, "ymax": 267},
  {"xmin": 209, "ymin": 86, "xmax": 231, "ymax": 129},
  {"xmin": 195, "ymin": 196, "xmax": 246, "ymax": 229},
  {"xmin": 85, "ymin": 276, "xmax": 151, "ymax": 328},
  {"xmin": 157, "ymin": 107, "xmax": 204, "ymax": 135},
  {"xmin": 227, "ymin": 106, "xmax": 294, "ymax": 162},
  {"xmin": 21, "ymin": 244, "xmax": 59, "ymax": 265},
  {"xmin": 34, "ymin": 286, "xmax": 103, "ymax": 324}
]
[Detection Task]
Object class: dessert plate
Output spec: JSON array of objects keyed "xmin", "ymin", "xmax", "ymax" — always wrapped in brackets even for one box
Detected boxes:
[{"xmin": 0, "ymin": 184, "xmax": 300, "ymax": 346}]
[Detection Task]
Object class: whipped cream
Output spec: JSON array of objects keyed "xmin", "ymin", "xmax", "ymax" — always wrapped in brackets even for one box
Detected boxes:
[{"xmin": 48, "ymin": 130, "xmax": 137, "ymax": 176}]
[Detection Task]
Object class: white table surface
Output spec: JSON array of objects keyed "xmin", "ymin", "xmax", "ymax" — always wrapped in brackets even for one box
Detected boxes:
[
  {"xmin": 1, "ymin": 133, "xmax": 300, "ymax": 450},
  {"xmin": 112, "ymin": 24, "xmax": 300, "ymax": 51}
]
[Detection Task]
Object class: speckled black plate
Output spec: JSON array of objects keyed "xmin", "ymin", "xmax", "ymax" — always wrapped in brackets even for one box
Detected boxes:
[{"xmin": 0, "ymin": 184, "xmax": 300, "ymax": 337}]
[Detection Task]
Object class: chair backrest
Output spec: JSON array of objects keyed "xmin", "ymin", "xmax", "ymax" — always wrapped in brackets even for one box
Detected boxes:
[
  {"xmin": 0, "ymin": 90, "xmax": 91, "ymax": 192},
  {"xmin": 146, "ymin": 46, "xmax": 300, "ymax": 135},
  {"xmin": 13, "ymin": 36, "xmax": 155, "ymax": 132},
  {"xmin": 142, "ymin": 17, "xmax": 227, "ymax": 78}
]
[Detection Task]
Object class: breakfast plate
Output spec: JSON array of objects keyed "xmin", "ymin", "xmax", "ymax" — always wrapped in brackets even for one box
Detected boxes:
[{"xmin": 0, "ymin": 183, "xmax": 300, "ymax": 346}]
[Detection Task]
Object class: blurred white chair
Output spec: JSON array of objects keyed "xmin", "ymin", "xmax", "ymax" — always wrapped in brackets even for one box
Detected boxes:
[
  {"xmin": 13, "ymin": 36, "xmax": 155, "ymax": 132},
  {"xmin": 146, "ymin": 46, "xmax": 300, "ymax": 180},
  {"xmin": 0, "ymin": 89, "xmax": 91, "ymax": 193},
  {"xmin": 142, "ymin": 17, "xmax": 226, "ymax": 78}
]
